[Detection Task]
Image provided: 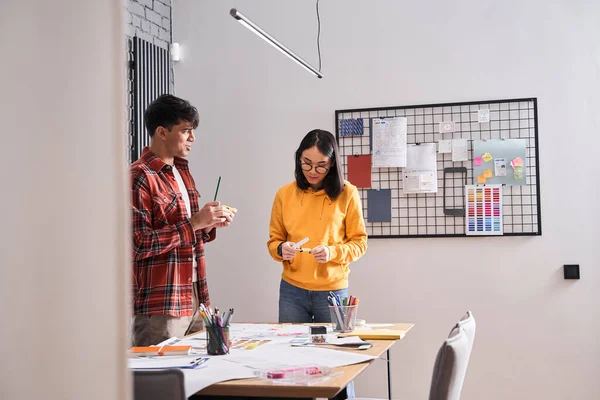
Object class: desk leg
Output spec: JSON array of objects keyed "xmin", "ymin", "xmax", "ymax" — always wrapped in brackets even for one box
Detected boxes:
[{"xmin": 387, "ymin": 349, "xmax": 392, "ymax": 400}]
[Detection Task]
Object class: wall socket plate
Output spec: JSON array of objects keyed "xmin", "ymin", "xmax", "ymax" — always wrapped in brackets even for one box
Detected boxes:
[{"xmin": 563, "ymin": 264, "xmax": 580, "ymax": 280}]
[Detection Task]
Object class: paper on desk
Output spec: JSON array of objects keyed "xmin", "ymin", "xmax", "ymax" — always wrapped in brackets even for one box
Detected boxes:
[
  {"xmin": 181, "ymin": 357, "xmax": 255, "ymax": 398},
  {"xmin": 156, "ymin": 336, "xmax": 181, "ymax": 346},
  {"xmin": 225, "ymin": 323, "xmax": 313, "ymax": 343},
  {"xmin": 326, "ymin": 336, "xmax": 365, "ymax": 345},
  {"xmin": 128, "ymin": 354, "xmax": 207, "ymax": 369},
  {"xmin": 365, "ymin": 324, "xmax": 394, "ymax": 329},
  {"xmin": 292, "ymin": 336, "xmax": 365, "ymax": 346},
  {"xmin": 224, "ymin": 341, "xmax": 375, "ymax": 370}
]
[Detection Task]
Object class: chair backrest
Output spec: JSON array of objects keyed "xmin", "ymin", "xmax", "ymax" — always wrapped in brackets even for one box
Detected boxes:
[
  {"xmin": 429, "ymin": 311, "xmax": 476, "ymax": 400},
  {"xmin": 457, "ymin": 310, "xmax": 476, "ymax": 354},
  {"xmin": 133, "ymin": 369, "xmax": 186, "ymax": 400}
]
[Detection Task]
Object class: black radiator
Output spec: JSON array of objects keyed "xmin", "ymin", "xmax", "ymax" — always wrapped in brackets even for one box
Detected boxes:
[{"xmin": 128, "ymin": 37, "xmax": 171, "ymax": 163}]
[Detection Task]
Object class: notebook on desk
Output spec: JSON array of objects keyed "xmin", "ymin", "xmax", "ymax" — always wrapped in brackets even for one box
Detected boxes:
[{"xmin": 337, "ymin": 329, "xmax": 406, "ymax": 340}]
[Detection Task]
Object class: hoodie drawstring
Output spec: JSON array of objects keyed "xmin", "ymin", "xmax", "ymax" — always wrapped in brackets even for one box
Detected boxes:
[
  {"xmin": 299, "ymin": 189, "xmax": 332, "ymax": 219},
  {"xmin": 320, "ymin": 196, "xmax": 332, "ymax": 220}
]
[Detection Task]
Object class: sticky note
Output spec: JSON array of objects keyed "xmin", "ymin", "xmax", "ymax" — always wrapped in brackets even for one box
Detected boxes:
[
  {"xmin": 439, "ymin": 121, "xmax": 455, "ymax": 134},
  {"xmin": 473, "ymin": 157, "xmax": 483, "ymax": 166},
  {"xmin": 511, "ymin": 157, "xmax": 523, "ymax": 168},
  {"xmin": 483, "ymin": 169, "xmax": 492, "ymax": 178},
  {"xmin": 513, "ymin": 166, "xmax": 524, "ymax": 180},
  {"xmin": 477, "ymin": 175, "xmax": 486, "ymax": 184},
  {"xmin": 482, "ymin": 153, "xmax": 493, "ymax": 162}
]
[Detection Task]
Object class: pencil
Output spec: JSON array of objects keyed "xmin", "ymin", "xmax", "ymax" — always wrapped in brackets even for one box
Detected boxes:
[{"xmin": 214, "ymin": 176, "xmax": 221, "ymax": 201}]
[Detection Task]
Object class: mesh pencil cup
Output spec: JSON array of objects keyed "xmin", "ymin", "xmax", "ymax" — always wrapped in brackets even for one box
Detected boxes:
[
  {"xmin": 329, "ymin": 305, "xmax": 358, "ymax": 333},
  {"xmin": 206, "ymin": 326, "xmax": 230, "ymax": 355}
]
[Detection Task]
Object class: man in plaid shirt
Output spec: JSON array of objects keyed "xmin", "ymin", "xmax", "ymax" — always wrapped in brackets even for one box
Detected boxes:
[{"xmin": 130, "ymin": 95, "xmax": 236, "ymax": 346}]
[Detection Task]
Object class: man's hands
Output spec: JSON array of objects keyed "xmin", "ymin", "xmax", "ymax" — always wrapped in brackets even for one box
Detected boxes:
[{"xmin": 189, "ymin": 201, "xmax": 237, "ymax": 231}]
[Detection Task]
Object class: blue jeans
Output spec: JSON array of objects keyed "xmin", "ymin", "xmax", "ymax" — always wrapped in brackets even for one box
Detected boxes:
[
  {"xmin": 279, "ymin": 279, "xmax": 348, "ymax": 323},
  {"xmin": 278, "ymin": 279, "xmax": 355, "ymax": 398}
]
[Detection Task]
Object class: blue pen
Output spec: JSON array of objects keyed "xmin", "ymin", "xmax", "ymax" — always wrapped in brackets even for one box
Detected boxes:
[{"xmin": 189, "ymin": 357, "xmax": 209, "ymax": 368}]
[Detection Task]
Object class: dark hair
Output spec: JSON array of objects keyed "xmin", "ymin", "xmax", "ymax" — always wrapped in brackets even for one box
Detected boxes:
[
  {"xmin": 144, "ymin": 94, "xmax": 200, "ymax": 137},
  {"xmin": 295, "ymin": 129, "xmax": 345, "ymax": 199}
]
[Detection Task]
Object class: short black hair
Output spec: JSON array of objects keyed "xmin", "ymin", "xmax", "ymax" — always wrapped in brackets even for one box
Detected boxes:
[
  {"xmin": 294, "ymin": 129, "xmax": 345, "ymax": 199},
  {"xmin": 144, "ymin": 94, "xmax": 199, "ymax": 137}
]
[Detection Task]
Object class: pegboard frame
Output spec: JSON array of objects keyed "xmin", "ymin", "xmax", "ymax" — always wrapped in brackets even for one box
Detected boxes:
[{"xmin": 335, "ymin": 97, "xmax": 542, "ymax": 238}]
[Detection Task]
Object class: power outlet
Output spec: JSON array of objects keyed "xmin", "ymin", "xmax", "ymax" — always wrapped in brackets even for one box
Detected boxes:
[{"xmin": 563, "ymin": 264, "xmax": 580, "ymax": 280}]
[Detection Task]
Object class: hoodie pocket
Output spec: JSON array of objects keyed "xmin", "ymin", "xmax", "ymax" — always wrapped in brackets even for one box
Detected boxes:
[{"xmin": 316, "ymin": 262, "xmax": 345, "ymax": 282}]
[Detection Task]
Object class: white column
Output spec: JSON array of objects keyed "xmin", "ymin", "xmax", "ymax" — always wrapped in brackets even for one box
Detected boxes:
[{"xmin": 0, "ymin": 1, "xmax": 130, "ymax": 399}]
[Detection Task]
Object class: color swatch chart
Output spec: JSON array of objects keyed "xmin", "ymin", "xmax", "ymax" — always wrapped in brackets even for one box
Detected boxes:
[{"xmin": 465, "ymin": 185, "xmax": 503, "ymax": 235}]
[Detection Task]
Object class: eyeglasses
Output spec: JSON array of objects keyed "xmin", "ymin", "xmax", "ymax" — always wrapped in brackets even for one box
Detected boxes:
[{"xmin": 300, "ymin": 163, "xmax": 329, "ymax": 174}]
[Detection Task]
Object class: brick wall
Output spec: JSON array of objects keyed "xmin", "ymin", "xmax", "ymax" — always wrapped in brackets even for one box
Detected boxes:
[{"xmin": 125, "ymin": 0, "xmax": 171, "ymax": 50}]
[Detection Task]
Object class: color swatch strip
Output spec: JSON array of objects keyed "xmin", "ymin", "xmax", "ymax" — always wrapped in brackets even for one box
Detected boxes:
[{"xmin": 465, "ymin": 184, "xmax": 503, "ymax": 235}]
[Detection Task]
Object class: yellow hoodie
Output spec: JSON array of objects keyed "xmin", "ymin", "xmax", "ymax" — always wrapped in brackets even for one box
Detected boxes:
[{"xmin": 267, "ymin": 180, "xmax": 367, "ymax": 290}]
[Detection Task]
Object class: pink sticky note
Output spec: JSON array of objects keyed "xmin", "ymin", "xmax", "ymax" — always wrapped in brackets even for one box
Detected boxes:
[
  {"xmin": 474, "ymin": 157, "xmax": 483, "ymax": 166},
  {"xmin": 511, "ymin": 157, "xmax": 523, "ymax": 168}
]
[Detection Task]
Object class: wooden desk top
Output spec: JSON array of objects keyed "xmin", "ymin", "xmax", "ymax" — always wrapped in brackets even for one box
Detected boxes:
[{"xmin": 196, "ymin": 323, "xmax": 414, "ymax": 398}]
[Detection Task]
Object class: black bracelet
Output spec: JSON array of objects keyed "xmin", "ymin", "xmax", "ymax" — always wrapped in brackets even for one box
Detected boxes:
[{"xmin": 277, "ymin": 242, "xmax": 284, "ymax": 257}]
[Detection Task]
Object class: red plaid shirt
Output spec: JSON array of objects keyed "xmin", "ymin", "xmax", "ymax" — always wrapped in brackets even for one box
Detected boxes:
[{"xmin": 130, "ymin": 148, "xmax": 214, "ymax": 317}]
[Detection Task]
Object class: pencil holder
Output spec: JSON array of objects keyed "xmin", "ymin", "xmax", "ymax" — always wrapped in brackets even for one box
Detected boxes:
[
  {"xmin": 206, "ymin": 326, "xmax": 230, "ymax": 355},
  {"xmin": 329, "ymin": 305, "xmax": 358, "ymax": 333}
]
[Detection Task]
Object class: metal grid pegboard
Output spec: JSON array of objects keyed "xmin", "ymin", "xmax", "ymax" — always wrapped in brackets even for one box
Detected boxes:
[{"xmin": 335, "ymin": 98, "xmax": 542, "ymax": 238}]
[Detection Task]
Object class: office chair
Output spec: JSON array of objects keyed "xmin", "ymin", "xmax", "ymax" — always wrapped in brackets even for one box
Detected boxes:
[
  {"xmin": 133, "ymin": 369, "xmax": 186, "ymax": 400},
  {"xmin": 353, "ymin": 311, "xmax": 476, "ymax": 400}
]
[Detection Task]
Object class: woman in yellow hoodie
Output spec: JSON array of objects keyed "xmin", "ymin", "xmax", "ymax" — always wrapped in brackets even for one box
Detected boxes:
[{"xmin": 267, "ymin": 129, "xmax": 368, "ymax": 324}]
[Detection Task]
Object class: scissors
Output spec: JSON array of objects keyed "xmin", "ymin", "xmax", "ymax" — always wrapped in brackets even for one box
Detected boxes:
[
  {"xmin": 328, "ymin": 291, "xmax": 341, "ymax": 306},
  {"xmin": 328, "ymin": 291, "xmax": 346, "ymax": 317}
]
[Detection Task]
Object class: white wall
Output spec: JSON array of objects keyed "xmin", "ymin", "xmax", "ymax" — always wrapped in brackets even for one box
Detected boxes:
[
  {"xmin": 173, "ymin": 1, "xmax": 600, "ymax": 398},
  {"xmin": 0, "ymin": 1, "xmax": 130, "ymax": 399}
]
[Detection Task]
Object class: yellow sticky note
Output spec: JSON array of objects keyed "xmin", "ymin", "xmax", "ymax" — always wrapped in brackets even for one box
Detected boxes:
[
  {"xmin": 477, "ymin": 175, "xmax": 486, "ymax": 184},
  {"xmin": 482, "ymin": 152, "xmax": 493, "ymax": 162},
  {"xmin": 483, "ymin": 169, "xmax": 492, "ymax": 178}
]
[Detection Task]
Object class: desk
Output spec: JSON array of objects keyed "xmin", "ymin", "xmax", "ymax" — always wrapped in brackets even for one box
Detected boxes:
[{"xmin": 194, "ymin": 323, "xmax": 414, "ymax": 400}]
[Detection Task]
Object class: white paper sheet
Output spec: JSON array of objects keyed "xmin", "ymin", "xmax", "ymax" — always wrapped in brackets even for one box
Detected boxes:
[
  {"xmin": 438, "ymin": 140, "xmax": 452, "ymax": 153},
  {"xmin": 402, "ymin": 143, "xmax": 438, "ymax": 194},
  {"xmin": 326, "ymin": 336, "xmax": 365, "ymax": 345},
  {"xmin": 372, "ymin": 117, "xmax": 407, "ymax": 167},
  {"xmin": 181, "ymin": 357, "xmax": 256, "ymax": 398},
  {"xmin": 223, "ymin": 341, "xmax": 375, "ymax": 370},
  {"xmin": 494, "ymin": 158, "xmax": 507, "ymax": 176},
  {"xmin": 451, "ymin": 138, "xmax": 468, "ymax": 162},
  {"xmin": 291, "ymin": 335, "xmax": 365, "ymax": 346},
  {"xmin": 478, "ymin": 109, "xmax": 490, "ymax": 123},
  {"xmin": 128, "ymin": 355, "xmax": 208, "ymax": 369}
]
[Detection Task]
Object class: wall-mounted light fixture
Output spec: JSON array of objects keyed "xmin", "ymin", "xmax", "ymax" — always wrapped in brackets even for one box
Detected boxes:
[
  {"xmin": 230, "ymin": 8, "xmax": 323, "ymax": 79},
  {"xmin": 170, "ymin": 42, "xmax": 180, "ymax": 62}
]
